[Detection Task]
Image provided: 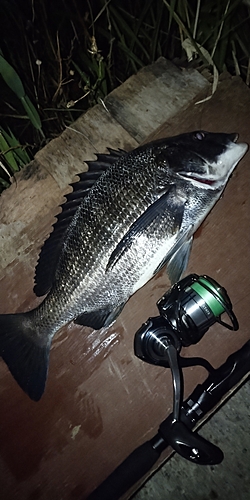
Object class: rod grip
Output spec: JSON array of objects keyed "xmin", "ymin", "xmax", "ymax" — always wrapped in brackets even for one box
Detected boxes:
[{"xmin": 87, "ymin": 440, "xmax": 161, "ymax": 500}]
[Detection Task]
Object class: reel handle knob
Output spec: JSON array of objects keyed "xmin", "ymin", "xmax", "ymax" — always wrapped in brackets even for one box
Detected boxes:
[{"xmin": 164, "ymin": 421, "xmax": 224, "ymax": 465}]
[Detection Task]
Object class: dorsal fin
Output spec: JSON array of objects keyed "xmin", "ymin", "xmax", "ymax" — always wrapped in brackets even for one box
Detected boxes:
[{"xmin": 33, "ymin": 148, "xmax": 127, "ymax": 296}]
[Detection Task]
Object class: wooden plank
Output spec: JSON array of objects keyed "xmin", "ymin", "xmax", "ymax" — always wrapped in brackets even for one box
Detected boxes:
[
  {"xmin": 0, "ymin": 66, "xmax": 249, "ymax": 500},
  {"xmin": 0, "ymin": 57, "xmax": 208, "ymax": 278},
  {"xmin": 0, "ymin": 105, "xmax": 139, "ymax": 279},
  {"xmin": 35, "ymin": 103, "xmax": 139, "ymax": 189},
  {"xmin": 105, "ymin": 57, "xmax": 209, "ymax": 142}
]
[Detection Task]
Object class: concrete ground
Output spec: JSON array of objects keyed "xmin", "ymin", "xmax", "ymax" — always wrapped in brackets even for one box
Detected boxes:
[{"xmin": 132, "ymin": 380, "xmax": 250, "ymax": 500}]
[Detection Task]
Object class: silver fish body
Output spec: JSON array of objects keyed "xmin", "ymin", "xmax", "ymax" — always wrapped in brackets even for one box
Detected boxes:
[{"xmin": 0, "ymin": 131, "xmax": 248, "ymax": 400}]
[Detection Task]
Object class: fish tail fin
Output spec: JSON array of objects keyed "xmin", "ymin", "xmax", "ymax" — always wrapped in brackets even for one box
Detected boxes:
[{"xmin": 0, "ymin": 312, "xmax": 51, "ymax": 401}]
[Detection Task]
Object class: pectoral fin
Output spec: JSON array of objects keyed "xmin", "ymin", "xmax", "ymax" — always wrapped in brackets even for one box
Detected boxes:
[
  {"xmin": 167, "ymin": 235, "xmax": 193, "ymax": 284},
  {"xmin": 107, "ymin": 186, "xmax": 185, "ymax": 271}
]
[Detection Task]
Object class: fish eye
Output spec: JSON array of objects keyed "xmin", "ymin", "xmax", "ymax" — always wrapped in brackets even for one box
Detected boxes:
[{"xmin": 193, "ymin": 131, "xmax": 205, "ymax": 141}]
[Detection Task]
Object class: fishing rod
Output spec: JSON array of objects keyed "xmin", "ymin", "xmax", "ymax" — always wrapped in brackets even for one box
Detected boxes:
[{"xmin": 87, "ymin": 274, "xmax": 250, "ymax": 500}]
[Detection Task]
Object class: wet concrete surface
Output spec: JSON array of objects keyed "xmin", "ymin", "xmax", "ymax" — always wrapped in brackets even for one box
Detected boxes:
[{"xmin": 132, "ymin": 380, "xmax": 250, "ymax": 500}]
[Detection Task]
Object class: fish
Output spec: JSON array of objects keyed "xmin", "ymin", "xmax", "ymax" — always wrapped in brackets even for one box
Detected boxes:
[{"xmin": 0, "ymin": 131, "xmax": 248, "ymax": 401}]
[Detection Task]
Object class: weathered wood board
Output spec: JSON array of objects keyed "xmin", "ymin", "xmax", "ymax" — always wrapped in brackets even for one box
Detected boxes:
[{"xmin": 0, "ymin": 58, "xmax": 249, "ymax": 500}]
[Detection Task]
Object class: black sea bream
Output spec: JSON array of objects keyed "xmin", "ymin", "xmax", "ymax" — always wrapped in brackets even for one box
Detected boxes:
[{"xmin": 0, "ymin": 131, "xmax": 248, "ymax": 400}]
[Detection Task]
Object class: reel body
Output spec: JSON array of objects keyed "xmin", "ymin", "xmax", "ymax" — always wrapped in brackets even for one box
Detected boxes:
[{"xmin": 134, "ymin": 274, "xmax": 238, "ymax": 465}]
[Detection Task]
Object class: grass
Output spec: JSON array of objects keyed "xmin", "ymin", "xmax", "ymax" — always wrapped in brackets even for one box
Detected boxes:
[{"xmin": 0, "ymin": 0, "xmax": 249, "ymax": 192}]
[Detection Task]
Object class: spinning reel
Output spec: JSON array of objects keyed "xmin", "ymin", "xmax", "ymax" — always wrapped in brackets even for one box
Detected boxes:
[{"xmin": 134, "ymin": 274, "xmax": 239, "ymax": 465}]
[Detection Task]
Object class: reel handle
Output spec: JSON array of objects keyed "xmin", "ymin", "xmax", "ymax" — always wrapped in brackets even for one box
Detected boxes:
[
  {"xmin": 134, "ymin": 294, "xmax": 225, "ymax": 466},
  {"xmin": 160, "ymin": 420, "xmax": 224, "ymax": 465},
  {"xmin": 87, "ymin": 341, "xmax": 250, "ymax": 500}
]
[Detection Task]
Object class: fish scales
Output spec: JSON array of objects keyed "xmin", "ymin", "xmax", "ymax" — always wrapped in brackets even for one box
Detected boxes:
[
  {"xmin": 27, "ymin": 150, "xmax": 160, "ymax": 337},
  {"xmin": 44, "ymin": 152, "xmax": 158, "ymax": 316},
  {"xmin": 0, "ymin": 131, "xmax": 248, "ymax": 400}
]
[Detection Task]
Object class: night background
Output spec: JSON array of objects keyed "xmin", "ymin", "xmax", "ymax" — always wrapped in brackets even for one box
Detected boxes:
[{"xmin": 0, "ymin": 0, "xmax": 249, "ymax": 191}]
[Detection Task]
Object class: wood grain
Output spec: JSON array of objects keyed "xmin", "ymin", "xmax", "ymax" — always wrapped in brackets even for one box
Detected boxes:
[{"xmin": 0, "ymin": 62, "xmax": 249, "ymax": 500}]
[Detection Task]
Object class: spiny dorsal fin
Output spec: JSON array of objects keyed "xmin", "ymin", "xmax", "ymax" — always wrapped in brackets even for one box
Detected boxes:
[{"xmin": 33, "ymin": 147, "xmax": 127, "ymax": 296}]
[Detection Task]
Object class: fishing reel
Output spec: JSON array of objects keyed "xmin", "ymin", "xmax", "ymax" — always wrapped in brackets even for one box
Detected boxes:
[{"xmin": 134, "ymin": 274, "xmax": 239, "ymax": 465}]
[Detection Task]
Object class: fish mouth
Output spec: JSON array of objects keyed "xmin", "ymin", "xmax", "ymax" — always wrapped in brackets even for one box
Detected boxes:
[
  {"xmin": 179, "ymin": 133, "xmax": 242, "ymax": 187},
  {"xmin": 187, "ymin": 176, "xmax": 216, "ymax": 185},
  {"xmin": 231, "ymin": 133, "xmax": 239, "ymax": 143},
  {"xmin": 179, "ymin": 172, "xmax": 218, "ymax": 187}
]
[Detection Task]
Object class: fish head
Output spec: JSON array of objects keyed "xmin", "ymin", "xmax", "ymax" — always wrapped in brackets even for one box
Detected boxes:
[{"xmin": 155, "ymin": 131, "xmax": 248, "ymax": 190}]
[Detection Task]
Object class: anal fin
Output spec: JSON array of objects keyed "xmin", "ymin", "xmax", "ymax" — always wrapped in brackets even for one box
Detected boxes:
[{"xmin": 74, "ymin": 303, "xmax": 126, "ymax": 330}]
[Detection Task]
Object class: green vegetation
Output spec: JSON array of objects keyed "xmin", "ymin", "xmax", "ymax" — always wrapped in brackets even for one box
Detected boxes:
[{"xmin": 0, "ymin": 0, "xmax": 249, "ymax": 191}]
